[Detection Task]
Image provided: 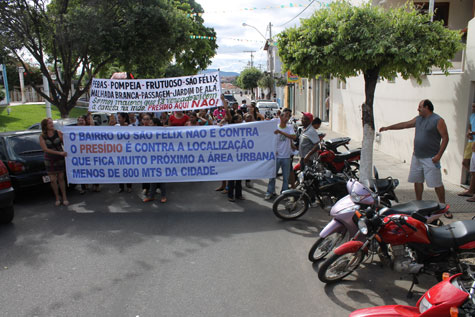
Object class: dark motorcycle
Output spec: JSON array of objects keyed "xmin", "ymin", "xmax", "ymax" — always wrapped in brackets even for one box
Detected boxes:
[{"xmin": 272, "ymin": 163, "xmax": 349, "ymax": 220}]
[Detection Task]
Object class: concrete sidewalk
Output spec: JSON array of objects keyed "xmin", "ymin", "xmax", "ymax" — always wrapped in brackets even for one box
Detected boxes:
[{"xmin": 319, "ymin": 123, "xmax": 475, "ymax": 222}]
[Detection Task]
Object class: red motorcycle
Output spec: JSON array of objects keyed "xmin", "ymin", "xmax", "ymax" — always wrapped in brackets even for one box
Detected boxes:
[
  {"xmin": 317, "ymin": 205, "xmax": 475, "ymax": 291},
  {"xmin": 294, "ymin": 135, "xmax": 361, "ymax": 177},
  {"xmin": 350, "ymin": 272, "xmax": 475, "ymax": 316}
]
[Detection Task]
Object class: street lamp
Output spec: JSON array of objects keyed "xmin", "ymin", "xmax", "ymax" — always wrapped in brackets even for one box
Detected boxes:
[
  {"xmin": 242, "ymin": 23, "xmax": 267, "ymax": 41},
  {"xmin": 242, "ymin": 22, "xmax": 275, "ymax": 99}
]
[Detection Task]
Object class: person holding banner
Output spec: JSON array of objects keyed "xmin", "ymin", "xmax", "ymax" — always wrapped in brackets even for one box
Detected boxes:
[
  {"xmin": 221, "ymin": 95, "xmax": 245, "ymax": 202},
  {"xmin": 185, "ymin": 112, "xmax": 200, "ymax": 126},
  {"xmin": 142, "ymin": 114, "xmax": 168, "ymax": 203},
  {"xmin": 159, "ymin": 112, "xmax": 169, "ymax": 126},
  {"xmin": 39, "ymin": 118, "xmax": 69, "ymax": 206},
  {"xmin": 248, "ymin": 102, "xmax": 265, "ymax": 121},
  {"xmin": 117, "ymin": 112, "xmax": 133, "ymax": 193},
  {"xmin": 77, "ymin": 115, "xmax": 89, "ymax": 195},
  {"xmin": 169, "ymin": 111, "xmax": 189, "ymax": 126},
  {"xmin": 265, "ymin": 111, "xmax": 296, "ymax": 200},
  {"xmin": 197, "ymin": 109, "xmax": 213, "ymax": 126}
]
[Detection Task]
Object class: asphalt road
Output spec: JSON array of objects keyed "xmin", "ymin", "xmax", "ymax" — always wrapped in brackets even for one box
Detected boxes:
[{"xmin": 0, "ymin": 180, "xmax": 437, "ymax": 317}]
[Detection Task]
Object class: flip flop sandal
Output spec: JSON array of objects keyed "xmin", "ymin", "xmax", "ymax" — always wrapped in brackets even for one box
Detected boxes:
[
  {"xmin": 467, "ymin": 197, "xmax": 475, "ymax": 202},
  {"xmin": 458, "ymin": 192, "xmax": 473, "ymax": 197},
  {"xmin": 444, "ymin": 211, "xmax": 453, "ymax": 219}
]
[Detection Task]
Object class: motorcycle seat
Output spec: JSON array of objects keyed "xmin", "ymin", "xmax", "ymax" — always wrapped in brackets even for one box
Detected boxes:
[
  {"xmin": 382, "ymin": 200, "xmax": 444, "ymax": 217},
  {"xmin": 367, "ymin": 178, "xmax": 393, "ymax": 193},
  {"xmin": 333, "ymin": 148, "xmax": 361, "ymax": 163},
  {"xmin": 325, "ymin": 137, "xmax": 351, "ymax": 150},
  {"xmin": 429, "ymin": 220, "xmax": 475, "ymax": 249}
]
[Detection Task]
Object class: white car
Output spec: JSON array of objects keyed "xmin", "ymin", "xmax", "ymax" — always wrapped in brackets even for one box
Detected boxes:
[{"xmin": 256, "ymin": 101, "xmax": 280, "ymax": 119}]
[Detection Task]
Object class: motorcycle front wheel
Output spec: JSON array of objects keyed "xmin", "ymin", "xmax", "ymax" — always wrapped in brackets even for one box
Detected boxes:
[
  {"xmin": 272, "ymin": 192, "xmax": 309, "ymax": 220},
  {"xmin": 308, "ymin": 232, "xmax": 346, "ymax": 262},
  {"xmin": 318, "ymin": 250, "xmax": 364, "ymax": 283}
]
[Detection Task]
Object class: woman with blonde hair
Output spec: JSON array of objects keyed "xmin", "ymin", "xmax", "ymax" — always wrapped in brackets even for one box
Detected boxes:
[{"xmin": 39, "ymin": 118, "xmax": 69, "ymax": 206}]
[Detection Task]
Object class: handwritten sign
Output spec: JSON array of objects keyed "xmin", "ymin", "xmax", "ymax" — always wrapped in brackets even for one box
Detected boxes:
[
  {"xmin": 89, "ymin": 71, "xmax": 222, "ymax": 113},
  {"xmin": 62, "ymin": 121, "xmax": 277, "ymax": 183}
]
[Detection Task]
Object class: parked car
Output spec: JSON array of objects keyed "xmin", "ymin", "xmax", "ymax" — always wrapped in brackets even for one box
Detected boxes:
[
  {"xmin": 28, "ymin": 118, "xmax": 77, "ymax": 130},
  {"xmin": 91, "ymin": 112, "xmax": 109, "ymax": 126},
  {"xmin": 76, "ymin": 97, "xmax": 89, "ymax": 107},
  {"xmin": 0, "ymin": 160, "xmax": 14, "ymax": 224},
  {"xmin": 256, "ymin": 101, "xmax": 280, "ymax": 119},
  {"xmin": 0, "ymin": 130, "xmax": 49, "ymax": 191},
  {"xmin": 223, "ymin": 94, "xmax": 237, "ymax": 104}
]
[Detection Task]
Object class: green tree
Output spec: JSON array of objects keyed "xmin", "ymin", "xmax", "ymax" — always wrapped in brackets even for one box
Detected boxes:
[
  {"xmin": 0, "ymin": 0, "xmax": 217, "ymax": 117},
  {"xmin": 257, "ymin": 73, "xmax": 275, "ymax": 100},
  {"xmin": 278, "ymin": 2, "xmax": 463, "ymax": 180},
  {"xmin": 236, "ymin": 67, "xmax": 262, "ymax": 100}
]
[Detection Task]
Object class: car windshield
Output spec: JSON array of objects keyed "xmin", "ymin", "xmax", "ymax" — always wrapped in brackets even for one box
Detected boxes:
[
  {"xmin": 8, "ymin": 134, "xmax": 43, "ymax": 156},
  {"xmin": 258, "ymin": 102, "xmax": 278, "ymax": 109}
]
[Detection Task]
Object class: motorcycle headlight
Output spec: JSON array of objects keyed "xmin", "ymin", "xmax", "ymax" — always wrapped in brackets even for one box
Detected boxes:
[
  {"xmin": 418, "ymin": 296, "xmax": 432, "ymax": 313},
  {"xmin": 298, "ymin": 173, "xmax": 305, "ymax": 183},
  {"xmin": 358, "ymin": 219, "xmax": 368, "ymax": 235},
  {"xmin": 351, "ymin": 191, "xmax": 362, "ymax": 203}
]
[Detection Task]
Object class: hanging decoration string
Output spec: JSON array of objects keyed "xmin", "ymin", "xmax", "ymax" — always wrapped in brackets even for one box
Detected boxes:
[{"xmin": 186, "ymin": 2, "xmax": 318, "ymax": 17}]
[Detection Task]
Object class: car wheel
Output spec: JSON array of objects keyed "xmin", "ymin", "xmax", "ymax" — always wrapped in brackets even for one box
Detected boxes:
[{"xmin": 0, "ymin": 205, "xmax": 14, "ymax": 224}]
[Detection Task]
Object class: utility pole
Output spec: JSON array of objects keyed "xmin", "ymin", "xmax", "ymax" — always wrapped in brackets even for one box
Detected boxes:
[
  {"xmin": 268, "ymin": 22, "xmax": 274, "ymax": 77},
  {"xmin": 244, "ymin": 50, "xmax": 255, "ymax": 68}
]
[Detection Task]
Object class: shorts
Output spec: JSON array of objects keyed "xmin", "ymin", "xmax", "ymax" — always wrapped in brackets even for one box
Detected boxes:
[
  {"xmin": 471, "ymin": 152, "xmax": 475, "ymax": 172},
  {"xmin": 464, "ymin": 142, "xmax": 473, "ymax": 160},
  {"xmin": 408, "ymin": 155, "xmax": 443, "ymax": 188}
]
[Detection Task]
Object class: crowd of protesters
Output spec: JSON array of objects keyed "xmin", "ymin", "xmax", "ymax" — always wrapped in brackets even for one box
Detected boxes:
[{"xmin": 42, "ymin": 94, "xmax": 323, "ymax": 208}]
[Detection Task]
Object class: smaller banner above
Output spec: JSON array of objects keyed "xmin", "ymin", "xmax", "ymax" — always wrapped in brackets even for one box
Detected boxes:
[{"xmin": 89, "ymin": 71, "xmax": 222, "ymax": 113}]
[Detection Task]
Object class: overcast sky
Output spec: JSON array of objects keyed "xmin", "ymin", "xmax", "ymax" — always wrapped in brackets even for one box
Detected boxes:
[{"xmin": 196, "ymin": 0, "xmax": 328, "ymax": 74}]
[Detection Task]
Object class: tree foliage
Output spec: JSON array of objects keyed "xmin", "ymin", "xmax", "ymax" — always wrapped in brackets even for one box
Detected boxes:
[
  {"xmin": 236, "ymin": 67, "xmax": 262, "ymax": 91},
  {"xmin": 277, "ymin": 2, "xmax": 463, "ymax": 179},
  {"xmin": 0, "ymin": 0, "xmax": 217, "ymax": 117},
  {"xmin": 257, "ymin": 73, "xmax": 275, "ymax": 99},
  {"xmin": 278, "ymin": 2, "xmax": 462, "ymax": 83}
]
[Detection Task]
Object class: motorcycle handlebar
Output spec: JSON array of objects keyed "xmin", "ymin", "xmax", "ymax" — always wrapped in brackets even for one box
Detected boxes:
[{"xmin": 387, "ymin": 215, "xmax": 418, "ymax": 232}]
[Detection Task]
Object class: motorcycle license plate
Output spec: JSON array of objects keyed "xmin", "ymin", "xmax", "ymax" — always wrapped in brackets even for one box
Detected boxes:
[{"xmin": 42, "ymin": 175, "xmax": 50, "ymax": 183}]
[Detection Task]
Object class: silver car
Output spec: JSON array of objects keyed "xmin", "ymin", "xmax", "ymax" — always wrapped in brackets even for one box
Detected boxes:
[{"xmin": 256, "ymin": 101, "xmax": 280, "ymax": 119}]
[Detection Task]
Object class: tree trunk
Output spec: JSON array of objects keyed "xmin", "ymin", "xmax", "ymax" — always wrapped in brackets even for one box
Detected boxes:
[{"xmin": 360, "ymin": 68, "xmax": 379, "ymax": 181}]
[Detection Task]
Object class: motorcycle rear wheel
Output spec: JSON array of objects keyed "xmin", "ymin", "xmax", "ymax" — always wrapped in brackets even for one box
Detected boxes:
[
  {"xmin": 308, "ymin": 232, "xmax": 346, "ymax": 262},
  {"xmin": 318, "ymin": 250, "xmax": 364, "ymax": 283},
  {"xmin": 272, "ymin": 192, "xmax": 309, "ymax": 220}
]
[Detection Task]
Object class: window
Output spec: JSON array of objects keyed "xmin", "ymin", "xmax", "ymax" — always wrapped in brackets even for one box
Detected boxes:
[{"xmin": 414, "ymin": 2, "xmax": 449, "ymax": 26}]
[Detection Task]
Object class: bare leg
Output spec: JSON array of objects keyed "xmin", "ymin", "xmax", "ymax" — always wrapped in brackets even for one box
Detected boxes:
[
  {"xmin": 434, "ymin": 185, "xmax": 445, "ymax": 204},
  {"xmin": 289, "ymin": 169, "xmax": 296, "ymax": 189},
  {"xmin": 462, "ymin": 158, "xmax": 470, "ymax": 171},
  {"xmin": 469, "ymin": 172, "xmax": 475, "ymax": 193},
  {"xmin": 414, "ymin": 183, "xmax": 423, "ymax": 200},
  {"xmin": 49, "ymin": 174, "xmax": 60, "ymax": 204},
  {"xmin": 57, "ymin": 172, "xmax": 68, "ymax": 204}
]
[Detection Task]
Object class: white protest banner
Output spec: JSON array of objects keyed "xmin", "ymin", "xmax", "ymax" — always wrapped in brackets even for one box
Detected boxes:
[
  {"xmin": 88, "ymin": 71, "xmax": 222, "ymax": 113},
  {"xmin": 63, "ymin": 121, "xmax": 277, "ymax": 184}
]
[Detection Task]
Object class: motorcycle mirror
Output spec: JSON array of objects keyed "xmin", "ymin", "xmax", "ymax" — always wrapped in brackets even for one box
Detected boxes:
[{"xmin": 373, "ymin": 166, "xmax": 379, "ymax": 179}]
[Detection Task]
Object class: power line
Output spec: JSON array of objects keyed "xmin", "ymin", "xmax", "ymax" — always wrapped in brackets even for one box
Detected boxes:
[{"xmin": 277, "ymin": 0, "xmax": 317, "ymax": 27}]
